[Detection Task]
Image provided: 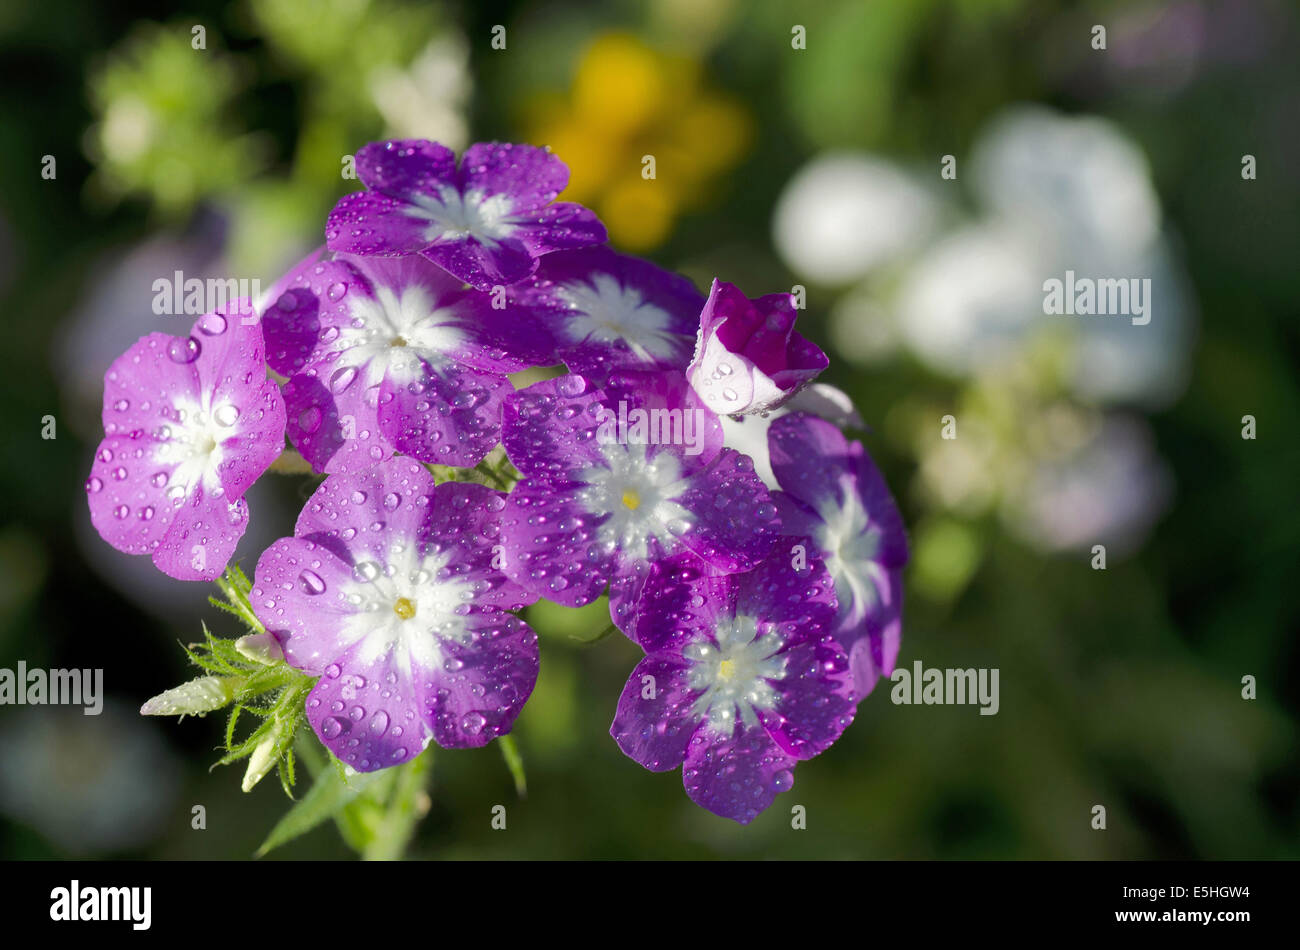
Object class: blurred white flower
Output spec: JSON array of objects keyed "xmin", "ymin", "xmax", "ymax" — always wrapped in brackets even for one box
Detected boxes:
[
  {"xmin": 1067, "ymin": 238, "xmax": 1196, "ymax": 409},
  {"xmin": 369, "ymin": 36, "xmax": 471, "ymax": 151},
  {"xmin": 1006, "ymin": 415, "xmax": 1172, "ymax": 555},
  {"xmin": 895, "ymin": 223, "xmax": 1045, "ymax": 377},
  {"xmin": 773, "ymin": 153, "xmax": 940, "ymax": 286},
  {"xmin": 971, "ymin": 105, "xmax": 1161, "ymax": 266},
  {"xmin": 885, "ymin": 105, "xmax": 1194, "ymax": 409}
]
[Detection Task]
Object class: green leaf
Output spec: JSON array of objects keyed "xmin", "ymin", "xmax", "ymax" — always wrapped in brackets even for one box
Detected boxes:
[
  {"xmin": 498, "ymin": 734, "xmax": 527, "ymax": 799},
  {"xmin": 256, "ymin": 764, "xmax": 369, "ymax": 857}
]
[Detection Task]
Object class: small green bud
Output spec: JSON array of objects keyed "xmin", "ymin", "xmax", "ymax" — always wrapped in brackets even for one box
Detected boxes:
[
  {"xmin": 242, "ymin": 724, "xmax": 283, "ymax": 793},
  {"xmin": 235, "ymin": 632, "xmax": 285, "ymax": 665},
  {"xmin": 140, "ymin": 675, "xmax": 243, "ymax": 717}
]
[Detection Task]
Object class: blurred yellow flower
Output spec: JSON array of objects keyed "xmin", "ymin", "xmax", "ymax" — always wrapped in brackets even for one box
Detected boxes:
[{"xmin": 528, "ymin": 33, "xmax": 752, "ymax": 251}]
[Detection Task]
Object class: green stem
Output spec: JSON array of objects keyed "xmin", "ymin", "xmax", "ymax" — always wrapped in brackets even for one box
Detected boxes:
[
  {"xmin": 361, "ymin": 747, "xmax": 434, "ymax": 861},
  {"xmin": 498, "ymin": 734, "xmax": 527, "ymax": 798}
]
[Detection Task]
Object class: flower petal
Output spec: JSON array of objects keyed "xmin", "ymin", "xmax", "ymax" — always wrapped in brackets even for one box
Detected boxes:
[
  {"xmin": 759, "ymin": 640, "xmax": 855, "ymax": 760},
  {"xmin": 499, "ymin": 480, "xmax": 617, "ymax": 607},
  {"xmin": 305, "ymin": 641, "xmax": 431, "ymax": 770},
  {"xmin": 459, "ymin": 141, "xmax": 569, "ymax": 208},
  {"xmin": 356, "ymin": 138, "xmax": 457, "ymax": 200},
  {"xmin": 420, "ymin": 234, "xmax": 536, "ymax": 291},
  {"xmin": 426, "ymin": 612, "xmax": 539, "ymax": 750},
  {"xmin": 682, "ymin": 728, "xmax": 797, "ymax": 825},
  {"xmin": 252, "ymin": 536, "xmax": 358, "ymax": 674},
  {"xmin": 150, "ymin": 487, "xmax": 249, "ymax": 581},
  {"xmin": 611, "ymin": 655, "xmax": 699, "ymax": 772},
  {"xmin": 378, "ymin": 359, "xmax": 512, "ymax": 468},
  {"xmin": 327, "ymin": 191, "xmax": 433, "ymax": 257},
  {"xmin": 511, "ymin": 202, "xmax": 608, "ymax": 255}
]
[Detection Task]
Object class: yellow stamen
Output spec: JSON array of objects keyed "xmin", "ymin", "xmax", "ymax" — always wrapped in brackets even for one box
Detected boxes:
[
  {"xmin": 393, "ymin": 597, "xmax": 416, "ymax": 620},
  {"xmin": 718, "ymin": 659, "xmax": 736, "ymax": 680},
  {"xmin": 621, "ymin": 489, "xmax": 641, "ymax": 510}
]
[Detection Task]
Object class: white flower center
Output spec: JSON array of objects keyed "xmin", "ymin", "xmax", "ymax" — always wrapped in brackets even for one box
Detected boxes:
[
  {"xmin": 685, "ymin": 614, "xmax": 786, "ymax": 734},
  {"xmin": 153, "ymin": 395, "xmax": 239, "ymax": 502},
  {"xmin": 405, "ymin": 185, "xmax": 516, "ymax": 247},
  {"xmin": 814, "ymin": 475, "xmax": 886, "ymax": 623},
  {"xmin": 555, "ymin": 272, "xmax": 682, "ymax": 363},
  {"xmin": 337, "ymin": 284, "xmax": 467, "ymax": 388},
  {"xmin": 575, "ymin": 442, "xmax": 692, "ymax": 561},
  {"xmin": 336, "ymin": 543, "xmax": 473, "ymax": 676}
]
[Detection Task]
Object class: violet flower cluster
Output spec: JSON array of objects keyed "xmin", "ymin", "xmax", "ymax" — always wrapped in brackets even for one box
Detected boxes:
[{"xmin": 86, "ymin": 139, "xmax": 908, "ymax": 824}]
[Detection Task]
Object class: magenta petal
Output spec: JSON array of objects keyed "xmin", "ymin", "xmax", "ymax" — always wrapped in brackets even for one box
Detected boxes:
[
  {"xmin": 519, "ymin": 247, "xmax": 703, "ymax": 382},
  {"xmin": 85, "ymin": 435, "xmax": 180, "ymax": 557},
  {"xmin": 426, "ymin": 612, "xmax": 539, "ymax": 749},
  {"xmin": 512, "ymin": 202, "xmax": 608, "ymax": 254},
  {"xmin": 292, "ymin": 457, "xmax": 436, "ymax": 564},
  {"xmin": 627, "ymin": 555, "xmax": 733, "ymax": 652},
  {"xmin": 150, "ymin": 487, "xmax": 249, "ymax": 581},
  {"xmin": 501, "ymin": 374, "xmax": 611, "ymax": 483},
  {"xmin": 848, "ymin": 603, "xmax": 902, "ymax": 701},
  {"xmin": 670, "ymin": 449, "xmax": 782, "ymax": 573},
  {"xmin": 421, "ymin": 482, "xmax": 537, "ymax": 611},
  {"xmin": 356, "ymin": 138, "xmax": 457, "ymax": 199},
  {"xmin": 327, "ymin": 191, "xmax": 432, "ymax": 257},
  {"xmin": 215, "ymin": 378, "xmax": 286, "ymax": 499},
  {"xmin": 682, "ymin": 728, "xmax": 797, "ymax": 825},
  {"xmin": 283, "ymin": 371, "xmax": 393, "ymax": 475},
  {"xmin": 420, "ymin": 235, "xmax": 536, "ymax": 291},
  {"xmin": 306, "ymin": 642, "xmax": 431, "ymax": 771},
  {"xmin": 252, "ymin": 536, "xmax": 358, "ymax": 673},
  {"xmin": 611, "ymin": 655, "xmax": 699, "ymax": 772},
  {"xmin": 459, "ymin": 141, "xmax": 569, "ymax": 207},
  {"xmin": 101, "ymin": 332, "xmax": 201, "ymax": 437},
  {"xmin": 499, "ymin": 481, "xmax": 615, "ymax": 607},
  {"xmin": 377, "ymin": 361, "xmax": 511, "ymax": 468},
  {"xmin": 760, "ymin": 641, "xmax": 855, "ymax": 760},
  {"xmin": 261, "ymin": 286, "xmax": 324, "ymax": 378},
  {"xmin": 770, "ymin": 413, "xmax": 908, "ymax": 568}
]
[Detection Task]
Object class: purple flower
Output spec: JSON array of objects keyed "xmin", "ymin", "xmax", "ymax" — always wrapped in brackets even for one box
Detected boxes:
[
  {"xmin": 498, "ymin": 370, "xmax": 781, "ymax": 618},
  {"xmin": 611, "ymin": 548, "xmax": 852, "ymax": 824},
  {"xmin": 262, "ymin": 248, "xmax": 553, "ymax": 474},
  {"xmin": 85, "ymin": 305, "xmax": 286, "ymax": 581},
  {"xmin": 687, "ymin": 280, "xmax": 828, "ymax": 416},
  {"xmin": 251, "ymin": 458, "xmax": 539, "ymax": 769},
  {"xmin": 326, "ymin": 139, "xmax": 606, "ymax": 291},
  {"xmin": 768, "ymin": 413, "xmax": 908, "ymax": 700},
  {"xmin": 513, "ymin": 246, "xmax": 704, "ymax": 382}
]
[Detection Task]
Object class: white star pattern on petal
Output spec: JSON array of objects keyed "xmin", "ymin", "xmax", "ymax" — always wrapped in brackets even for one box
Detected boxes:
[{"xmin": 556, "ymin": 272, "xmax": 683, "ymax": 363}]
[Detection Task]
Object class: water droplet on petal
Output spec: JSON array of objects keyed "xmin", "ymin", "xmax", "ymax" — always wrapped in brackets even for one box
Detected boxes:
[
  {"xmin": 167, "ymin": 337, "xmax": 202, "ymax": 364},
  {"xmin": 330, "ymin": 366, "xmax": 358, "ymax": 394},
  {"xmin": 298, "ymin": 570, "xmax": 326, "ymax": 595},
  {"xmin": 197, "ymin": 312, "xmax": 228, "ymax": 335}
]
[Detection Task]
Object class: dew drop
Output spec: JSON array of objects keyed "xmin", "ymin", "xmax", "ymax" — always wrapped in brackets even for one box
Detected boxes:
[
  {"xmin": 167, "ymin": 337, "xmax": 202, "ymax": 364},
  {"xmin": 330, "ymin": 366, "xmax": 358, "ymax": 394},
  {"xmin": 298, "ymin": 570, "xmax": 326, "ymax": 595},
  {"xmin": 197, "ymin": 312, "xmax": 228, "ymax": 335}
]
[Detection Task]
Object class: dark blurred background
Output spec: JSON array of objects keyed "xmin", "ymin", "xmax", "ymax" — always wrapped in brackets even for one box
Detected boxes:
[{"xmin": 0, "ymin": 0, "xmax": 1296, "ymax": 859}]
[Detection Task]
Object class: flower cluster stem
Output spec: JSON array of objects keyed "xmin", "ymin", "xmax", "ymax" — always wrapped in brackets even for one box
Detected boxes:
[{"xmin": 361, "ymin": 746, "xmax": 434, "ymax": 861}]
